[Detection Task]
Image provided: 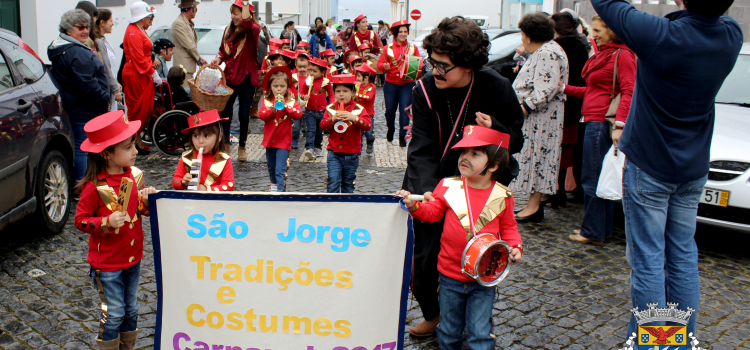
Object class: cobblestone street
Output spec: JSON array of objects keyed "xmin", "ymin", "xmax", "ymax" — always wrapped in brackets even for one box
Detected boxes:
[{"xmin": 1, "ymin": 88, "xmax": 749, "ymax": 350}]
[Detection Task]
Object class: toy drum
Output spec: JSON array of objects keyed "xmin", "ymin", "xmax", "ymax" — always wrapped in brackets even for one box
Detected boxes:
[
  {"xmin": 461, "ymin": 233, "xmax": 512, "ymax": 287},
  {"xmin": 400, "ymin": 56, "xmax": 424, "ymax": 81}
]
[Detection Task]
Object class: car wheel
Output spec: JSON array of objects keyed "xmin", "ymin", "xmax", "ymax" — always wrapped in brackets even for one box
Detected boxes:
[{"xmin": 33, "ymin": 150, "xmax": 71, "ymax": 233}]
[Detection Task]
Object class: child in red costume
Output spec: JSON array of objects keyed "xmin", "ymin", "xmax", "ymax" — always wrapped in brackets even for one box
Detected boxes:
[
  {"xmin": 300, "ymin": 57, "xmax": 335, "ymax": 160},
  {"xmin": 172, "ymin": 110, "xmax": 235, "ymax": 191},
  {"xmin": 321, "ymin": 74, "xmax": 372, "ymax": 193},
  {"xmin": 74, "ymin": 110, "xmax": 157, "ymax": 349},
  {"xmin": 397, "ymin": 125, "xmax": 522, "ymax": 350},
  {"xmin": 319, "ymin": 48, "xmax": 338, "ymax": 78},
  {"xmin": 258, "ymin": 67, "xmax": 303, "ymax": 191},
  {"xmin": 355, "ymin": 64, "xmax": 377, "ymax": 153}
]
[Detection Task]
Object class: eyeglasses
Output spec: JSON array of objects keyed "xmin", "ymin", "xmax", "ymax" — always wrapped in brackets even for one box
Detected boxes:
[
  {"xmin": 427, "ymin": 57, "xmax": 458, "ymax": 76},
  {"xmin": 73, "ymin": 24, "xmax": 90, "ymax": 31}
]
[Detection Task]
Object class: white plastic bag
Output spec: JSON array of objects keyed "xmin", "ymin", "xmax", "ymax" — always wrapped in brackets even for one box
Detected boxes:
[{"xmin": 596, "ymin": 146, "xmax": 626, "ymax": 200}]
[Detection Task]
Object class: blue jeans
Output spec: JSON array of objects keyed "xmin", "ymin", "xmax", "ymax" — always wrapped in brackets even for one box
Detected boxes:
[
  {"xmin": 221, "ymin": 75, "xmax": 256, "ymax": 147},
  {"xmin": 437, "ymin": 273, "xmax": 496, "ymax": 350},
  {"xmin": 623, "ymin": 158, "xmax": 706, "ymax": 337},
  {"xmin": 265, "ymin": 147, "xmax": 289, "ymax": 191},
  {"xmin": 384, "ymin": 81, "xmax": 415, "ymax": 138},
  {"xmin": 327, "ymin": 151, "xmax": 359, "ymax": 193},
  {"xmin": 89, "ymin": 262, "xmax": 141, "ymax": 341},
  {"xmin": 580, "ymin": 121, "xmax": 614, "ymax": 242},
  {"xmin": 71, "ymin": 120, "xmax": 88, "ymax": 183},
  {"xmin": 292, "ymin": 116, "xmax": 303, "ymax": 146},
  {"xmin": 304, "ymin": 110, "xmax": 325, "ymax": 150}
]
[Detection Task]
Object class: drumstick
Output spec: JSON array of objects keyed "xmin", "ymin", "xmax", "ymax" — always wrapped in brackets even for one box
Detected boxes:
[
  {"xmin": 407, "ymin": 195, "xmax": 424, "ymax": 201},
  {"xmin": 114, "ymin": 177, "xmax": 134, "ymax": 234}
]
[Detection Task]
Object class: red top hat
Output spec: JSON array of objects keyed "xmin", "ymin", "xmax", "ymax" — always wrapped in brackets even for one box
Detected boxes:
[
  {"xmin": 355, "ymin": 63, "xmax": 377, "ymax": 76},
  {"xmin": 354, "ymin": 14, "xmax": 366, "ymax": 24},
  {"xmin": 231, "ymin": 0, "xmax": 254, "ymax": 12},
  {"xmin": 309, "ymin": 57, "xmax": 329, "ymax": 69},
  {"xmin": 269, "ymin": 38, "xmax": 284, "ymax": 50},
  {"xmin": 281, "ymin": 49, "xmax": 298, "ymax": 59},
  {"xmin": 348, "ymin": 55, "xmax": 363, "ymax": 65},
  {"xmin": 182, "ymin": 110, "xmax": 228, "ymax": 134},
  {"xmin": 295, "ymin": 50, "xmax": 311, "ymax": 60},
  {"xmin": 80, "ymin": 111, "xmax": 141, "ymax": 153},
  {"xmin": 267, "ymin": 49, "xmax": 282, "ymax": 58},
  {"xmin": 330, "ymin": 74, "xmax": 358, "ymax": 85},
  {"xmin": 296, "ymin": 41, "xmax": 310, "ymax": 48},
  {"xmin": 319, "ymin": 48, "xmax": 336, "ymax": 57},
  {"xmin": 343, "ymin": 49, "xmax": 357, "ymax": 60},
  {"xmin": 262, "ymin": 66, "xmax": 294, "ymax": 91},
  {"xmin": 451, "ymin": 125, "xmax": 510, "ymax": 150},
  {"xmin": 391, "ymin": 20, "xmax": 410, "ymax": 30},
  {"xmin": 357, "ymin": 43, "xmax": 371, "ymax": 51}
]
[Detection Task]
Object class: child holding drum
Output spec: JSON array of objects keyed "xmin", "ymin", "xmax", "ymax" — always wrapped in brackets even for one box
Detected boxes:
[{"xmin": 397, "ymin": 125, "xmax": 523, "ymax": 350}]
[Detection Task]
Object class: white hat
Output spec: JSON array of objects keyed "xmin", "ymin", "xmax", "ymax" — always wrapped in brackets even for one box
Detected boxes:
[{"xmin": 130, "ymin": 1, "xmax": 157, "ymax": 24}]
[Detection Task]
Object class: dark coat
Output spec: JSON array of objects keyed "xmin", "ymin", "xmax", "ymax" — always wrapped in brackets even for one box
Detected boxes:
[
  {"xmin": 555, "ymin": 33, "xmax": 590, "ymax": 125},
  {"xmin": 48, "ymin": 34, "xmax": 110, "ymax": 122},
  {"xmin": 403, "ymin": 67, "xmax": 525, "ymax": 194}
]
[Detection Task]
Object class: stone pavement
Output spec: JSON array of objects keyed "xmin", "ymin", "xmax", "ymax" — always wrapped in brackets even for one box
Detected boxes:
[{"xmin": 1, "ymin": 87, "xmax": 749, "ymax": 350}]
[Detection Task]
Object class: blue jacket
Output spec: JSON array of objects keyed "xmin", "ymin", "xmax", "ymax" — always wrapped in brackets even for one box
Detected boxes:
[
  {"xmin": 48, "ymin": 34, "xmax": 110, "ymax": 122},
  {"xmin": 310, "ymin": 33, "xmax": 334, "ymax": 59},
  {"xmin": 591, "ymin": 0, "xmax": 743, "ymax": 183}
]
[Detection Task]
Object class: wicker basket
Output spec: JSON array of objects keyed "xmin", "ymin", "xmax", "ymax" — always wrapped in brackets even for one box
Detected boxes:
[{"xmin": 187, "ymin": 66, "xmax": 234, "ymax": 112}]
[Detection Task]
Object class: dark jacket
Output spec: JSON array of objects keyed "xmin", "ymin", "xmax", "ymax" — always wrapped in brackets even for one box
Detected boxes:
[
  {"xmin": 310, "ymin": 33, "xmax": 334, "ymax": 58},
  {"xmin": 48, "ymin": 34, "xmax": 110, "ymax": 122},
  {"xmin": 554, "ymin": 33, "xmax": 589, "ymax": 125},
  {"xmin": 592, "ymin": 0, "xmax": 743, "ymax": 183},
  {"xmin": 403, "ymin": 67, "xmax": 525, "ymax": 194}
]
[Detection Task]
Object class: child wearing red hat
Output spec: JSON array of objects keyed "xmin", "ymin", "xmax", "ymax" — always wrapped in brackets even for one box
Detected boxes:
[
  {"xmin": 300, "ymin": 57, "xmax": 335, "ymax": 160},
  {"xmin": 296, "ymin": 40, "xmax": 310, "ymax": 54},
  {"xmin": 291, "ymin": 51, "xmax": 311, "ymax": 148},
  {"xmin": 357, "ymin": 43, "xmax": 378, "ymax": 69},
  {"xmin": 349, "ymin": 54, "xmax": 365, "ymax": 72},
  {"xmin": 280, "ymin": 38, "xmax": 291, "ymax": 51},
  {"xmin": 397, "ymin": 125, "xmax": 523, "ymax": 350},
  {"xmin": 261, "ymin": 43, "xmax": 284, "ymax": 72},
  {"xmin": 73, "ymin": 110, "xmax": 157, "ymax": 348},
  {"xmin": 341, "ymin": 49, "xmax": 358, "ymax": 74},
  {"xmin": 355, "ymin": 64, "xmax": 377, "ymax": 154},
  {"xmin": 319, "ymin": 48, "xmax": 338, "ymax": 78},
  {"xmin": 172, "ymin": 110, "xmax": 235, "ymax": 191},
  {"xmin": 320, "ymin": 74, "xmax": 372, "ymax": 193},
  {"xmin": 281, "ymin": 49, "xmax": 297, "ymax": 70}
]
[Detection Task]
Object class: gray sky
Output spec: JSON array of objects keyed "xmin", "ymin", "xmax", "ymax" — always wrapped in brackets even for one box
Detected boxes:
[{"xmin": 338, "ymin": 0, "xmax": 392, "ymax": 23}]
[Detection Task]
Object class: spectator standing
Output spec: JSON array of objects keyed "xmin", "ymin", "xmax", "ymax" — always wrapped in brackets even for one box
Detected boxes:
[
  {"xmin": 310, "ymin": 24, "xmax": 334, "ymax": 58},
  {"xmin": 48, "ymin": 9, "xmax": 110, "ymax": 183},
  {"xmin": 326, "ymin": 19, "xmax": 338, "ymax": 44},
  {"xmin": 74, "ymin": 1, "xmax": 98, "ymax": 50},
  {"xmin": 511, "ymin": 12, "xmax": 569, "ymax": 223},
  {"xmin": 378, "ymin": 20, "xmax": 391, "ymax": 46},
  {"xmin": 283, "ymin": 21, "xmax": 303, "ymax": 50},
  {"xmin": 172, "ymin": 0, "xmax": 207, "ymax": 85},
  {"xmin": 349, "ymin": 15, "xmax": 383, "ymax": 54},
  {"xmin": 338, "ymin": 26, "xmax": 353, "ymax": 51},
  {"xmin": 562, "ymin": 15, "xmax": 636, "ymax": 245},
  {"xmin": 92, "ymin": 9, "xmax": 122, "ymax": 112},
  {"xmin": 591, "ymin": 0, "xmax": 742, "ymax": 337}
]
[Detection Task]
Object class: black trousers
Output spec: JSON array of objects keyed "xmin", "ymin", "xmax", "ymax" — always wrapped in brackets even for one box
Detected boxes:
[
  {"xmin": 221, "ymin": 74, "xmax": 256, "ymax": 147},
  {"xmin": 412, "ymin": 219, "xmax": 443, "ymax": 321}
]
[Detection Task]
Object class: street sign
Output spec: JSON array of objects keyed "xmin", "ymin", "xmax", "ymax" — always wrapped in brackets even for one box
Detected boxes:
[{"xmin": 410, "ymin": 9, "xmax": 422, "ymax": 21}]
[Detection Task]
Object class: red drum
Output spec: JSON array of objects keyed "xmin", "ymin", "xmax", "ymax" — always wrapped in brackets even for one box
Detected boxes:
[{"xmin": 461, "ymin": 233, "xmax": 511, "ymax": 286}]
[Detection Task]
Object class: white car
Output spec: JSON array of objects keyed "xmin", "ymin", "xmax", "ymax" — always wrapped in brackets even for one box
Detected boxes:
[{"xmin": 697, "ymin": 42, "xmax": 750, "ymax": 233}]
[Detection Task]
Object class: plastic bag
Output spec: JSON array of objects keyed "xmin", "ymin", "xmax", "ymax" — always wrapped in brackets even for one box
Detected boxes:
[
  {"xmin": 596, "ymin": 146, "xmax": 626, "ymax": 200},
  {"xmin": 197, "ymin": 68, "xmax": 228, "ymax": 94}
]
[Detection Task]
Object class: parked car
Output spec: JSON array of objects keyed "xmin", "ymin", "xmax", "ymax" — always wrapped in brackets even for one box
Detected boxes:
[
  {"xmin": 485, "ymin": 30, "xmax": 522, "ymax": 82},
  {"xmin": 696, "ymin": 42, "xmax": 750, "ymax": 233},
  {"xmin": 0, "ymin": 29, "xmax": 74, "ymax": 233}
]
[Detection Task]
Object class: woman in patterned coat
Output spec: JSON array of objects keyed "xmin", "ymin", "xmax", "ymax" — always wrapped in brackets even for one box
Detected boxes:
[{"xmin": 511, "ymin": 12, "xmax": 569, "ymax": 223}]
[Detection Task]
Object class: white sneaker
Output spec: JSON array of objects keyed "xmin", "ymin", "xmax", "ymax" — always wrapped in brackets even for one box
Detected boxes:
[
  {"xmin": 304, "ymin": 148, "xmax": 314, "ymax": 160},
  {"xmin": 314, "ymin": 148, "xmax": 324, "ymax": 157},
  {"xmin": 230, "ymin": 135, "xmax": 239, "ymax": 143},
  {"xmin": 270, "ymin": 184, "xmax": 278, "ymax": 192}
]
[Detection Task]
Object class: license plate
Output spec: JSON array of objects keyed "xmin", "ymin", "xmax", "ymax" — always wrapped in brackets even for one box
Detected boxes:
[{"xmin": 701, "ymin": 188, "xmax": 730, "ymax": 207}]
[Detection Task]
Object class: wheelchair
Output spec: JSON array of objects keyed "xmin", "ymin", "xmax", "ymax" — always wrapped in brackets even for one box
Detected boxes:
[{"xmin": 140, "ymin": 84, "xmax": 201, "ymax": 156}]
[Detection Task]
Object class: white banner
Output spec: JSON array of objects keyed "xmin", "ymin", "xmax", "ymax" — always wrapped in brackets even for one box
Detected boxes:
[{"xmin": 148, "ymin": 192, "xmax": 413, "ymax": 350}]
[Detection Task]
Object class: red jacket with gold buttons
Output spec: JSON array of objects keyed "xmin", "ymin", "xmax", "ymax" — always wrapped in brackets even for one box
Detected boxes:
[
  {"xmin": 75, "ymin": 167, "xmax": 148, "ymax": 271},
  {"xmin": 321, "ymin": 100, "xmax": 372, "ymax": 153},
  {"xmin": 355, "ymin": 82, "xmax": 376, "ymax": 116},
  {"xmin": 172, "ymin": 151, "xmax": 235, "ymax": 191},
  {"xmin": 259, "ymin": 95, "xmax": 303, "ymax": 150},
  {"xmin": 299, "ymin": 75, "xmax": 334, "ymax": 111}
]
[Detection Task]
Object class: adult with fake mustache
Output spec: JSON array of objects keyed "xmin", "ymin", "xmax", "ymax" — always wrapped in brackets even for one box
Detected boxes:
[{"xmin": 401, "ymin": 16, "xmax": 525, "ymax": 338}]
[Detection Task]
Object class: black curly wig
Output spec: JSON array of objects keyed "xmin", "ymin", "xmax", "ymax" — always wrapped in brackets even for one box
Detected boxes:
[
  {"xmin": 518, "ymin": 13, "xmax": 555, "ymax": 43},
  {"xmin": 422, "ymin": 16, "xmax": 490, "ymax": 71}
]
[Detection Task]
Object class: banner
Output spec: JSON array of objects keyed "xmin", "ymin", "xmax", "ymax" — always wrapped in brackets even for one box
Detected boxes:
[{"xmin": 148, "ymin": 192, "xmax": 413, "ymax": 350}]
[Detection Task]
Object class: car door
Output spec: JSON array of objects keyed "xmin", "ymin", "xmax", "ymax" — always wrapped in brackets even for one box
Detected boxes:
[{"xmin": 0, "ymin": 40, "xmax": 42, "ymax": 216}]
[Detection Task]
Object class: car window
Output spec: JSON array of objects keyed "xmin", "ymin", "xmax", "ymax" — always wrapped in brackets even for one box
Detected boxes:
[
  {"xmin": 0, "ymin": 51, "xmax": 14, "ymax": 92},
  {"xmin": 196, "ymin": 29, "xmax": 212, "ymax": 44},
  {"xmin": 0, "ymin": 41, "xmax": 44, "ymax": 83},
  {"xmin": 270, "ymin": 28, "xmax": 284, "ymax": 39},
  {"xmin": 489, "ymin": 33, "xmax": 522, "ymax": 57},
  {"xmin": 715, "ymin": 54, "xmax": 750, "ymax": 105},
  {"xmin": 149, "ymin": 29, "xmax": 170, "ymax": 42},
  {"xmin": 197, "ymin": 29, "xmax": 225, "ymax": 55}
]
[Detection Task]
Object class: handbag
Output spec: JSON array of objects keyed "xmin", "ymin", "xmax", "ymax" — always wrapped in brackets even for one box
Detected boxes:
[{"xmin": 604, "ymin": 49, "xmax": 623, "ymax": 126}]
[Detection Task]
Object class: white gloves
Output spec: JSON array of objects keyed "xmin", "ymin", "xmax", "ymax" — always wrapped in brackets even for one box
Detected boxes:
[{"xmin": 151, "ymin": 71, "xmax": 163, "ymax": 86}]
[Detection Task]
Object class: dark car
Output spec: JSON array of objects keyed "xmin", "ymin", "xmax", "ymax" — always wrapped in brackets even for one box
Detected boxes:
[
  {"xmin": 485, "ymin": 31, "xmax": 522, "ymax": 83},
  {"xmin": 0, "ymin": 29, "xmax": 75, "ymax": 233}
]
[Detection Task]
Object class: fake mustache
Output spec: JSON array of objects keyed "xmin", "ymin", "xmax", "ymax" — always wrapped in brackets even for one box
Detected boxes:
[
  {"xmin": 435, "ymin": 75, "xmax": 447, "ymax": 81},
  {"xmin": 460, "ymin": 160, "xmax": 473, "ymax": 170}
]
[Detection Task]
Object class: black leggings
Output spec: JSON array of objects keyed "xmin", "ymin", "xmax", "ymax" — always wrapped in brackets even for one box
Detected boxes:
[{"xmin": 221, "ymin": 74, "xmax": 256, "ymax": 147}]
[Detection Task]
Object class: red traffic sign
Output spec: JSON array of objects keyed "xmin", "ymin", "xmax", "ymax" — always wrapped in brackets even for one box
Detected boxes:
[{"xmin": 410, "ymin": 9, "xmax": 421, "ymax": 21}]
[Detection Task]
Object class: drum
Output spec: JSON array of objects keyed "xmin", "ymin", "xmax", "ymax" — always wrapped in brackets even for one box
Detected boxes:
[
  {"xmin": 400, "ymin": 56, "xmax": 424, "ymax": 81},
  {"xmin": 461, "ymin": 233, "xmax": 512, "ymax": 287}
]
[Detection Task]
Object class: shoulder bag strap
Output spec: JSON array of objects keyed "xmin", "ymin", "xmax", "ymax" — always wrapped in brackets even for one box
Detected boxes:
[{"xmin": 610, "ymin": 49, "xmax": 623, "ymax": 100}]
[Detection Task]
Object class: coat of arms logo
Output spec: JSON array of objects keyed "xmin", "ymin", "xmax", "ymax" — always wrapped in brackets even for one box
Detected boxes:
[{"xmin": 619, "ymin": 303, "xmax": 704, "ymax": 350}]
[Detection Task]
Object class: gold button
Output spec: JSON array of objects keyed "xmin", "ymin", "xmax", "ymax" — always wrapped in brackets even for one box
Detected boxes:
[
  {"xmin": 222, "ymin": 185, "xmax": 228, "ymax": 190},
  {"xmin": 131, "ymin": 240, "xmax": 135, "ymax": 246},
  {"xmin": 272, "ymin": 140, "xmax": 275, "ymax": 142},
  {"xmin": 129, "ymin": 256, "xmax": 135, "ymax": 263},
  {"xmin": 228, "ymin": 182, "xmax": 234, "ymax": 187},
  {"xmin": 338, "ymin": 146, "xmax": 343, "ymax": 150},
  {"xmin": 81, "ymin": 220, "xmax": 87, "ymax": 227}
]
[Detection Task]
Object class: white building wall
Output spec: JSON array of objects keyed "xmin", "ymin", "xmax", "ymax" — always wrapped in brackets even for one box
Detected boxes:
[{"xmin": 405, "ymin": 0, "xmax": 503, "ymax": 36}]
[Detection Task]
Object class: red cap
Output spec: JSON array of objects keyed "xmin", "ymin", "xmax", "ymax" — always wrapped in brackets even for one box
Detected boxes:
[
  {"xmin": 262, "ymin": 66, "xmax": 293, "ymax": 91},
  {"xmin": 295, "ymin": 50, "xmax": 311, "ymax": 60},
  {"xmin": 348, "ymin": 55, "xmax": 363, "ymax": 65},
  {"xmin": 354, "ymin": 14, "xmax": 366, "ymax": 24},
  {"xmin": 269, "ymin": 38, "xmax": 284, "ymax": 50},
  {"xmin": 355, "ymin": 63, "xmax": 377, "ymax": 76},
  {"xmin": 281, "ymin": 49, "xmax": 297, "ymax": 59},
  {"xmin": 182, "ymin": 110, "xmax": 228, "ymax": 134},
  {"xmin": 357, "ymin": 43, "xmax": 371, "ymax": 51},
  {"xmin": 451, "ymin": 125, "xmax": 510, "ymax": 150},
  {"xmin": 309, "ymin": 57, "xmax": 329, "ymax": 69},
  {"xmin": 231, "ymin": 0, "xmax": 254, "ymax": 12},
  {"xmin": 268, "ymin": 49, "xmax": 282, "ymax": 58},
  {"xmin": 296, "ymin": 41, "xmax": 310, "ymax": 47},
  {"xmin": 391, "ymin": 20, "xmax": 410, "ymax": 30},
  {"xmin": 330, "ymin": 74, "xmax": 358, "ymax": 85},
  {"xmin": 319, "ymin": 48, "xmax": 336, "ymax": 57},
  {"xmin": 80, "ymin": 111, "xmax": 141, "ymax": 153}
]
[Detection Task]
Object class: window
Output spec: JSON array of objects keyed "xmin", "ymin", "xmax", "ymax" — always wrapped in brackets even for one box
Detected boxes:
[
  {"xmin": 632, "ymin": 0, "xmax": 642, "ymax": 4},
  {"xmin": 0, "ymin": 51, "xmax": 14, "ymax": 93},
  {"xmin": 574, "ymin": 2, "xmax": 582, "ymax": 14},
  {"xmin": 0, "ymin": 42, "xmax": 44, "ymax": 83},
  {"xmin": 648, "ymin": 0, "xmax": 660, "ymax": 4}
]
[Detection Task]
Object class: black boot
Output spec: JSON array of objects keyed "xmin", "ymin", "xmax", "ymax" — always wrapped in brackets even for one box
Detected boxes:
[
  {"xmin": 399, "ymin": 136, "xmax": 407, "ymax": 147},
  {"xmin": 387, "ymin": 128, "xmax": 395, "ymax": 142}
]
